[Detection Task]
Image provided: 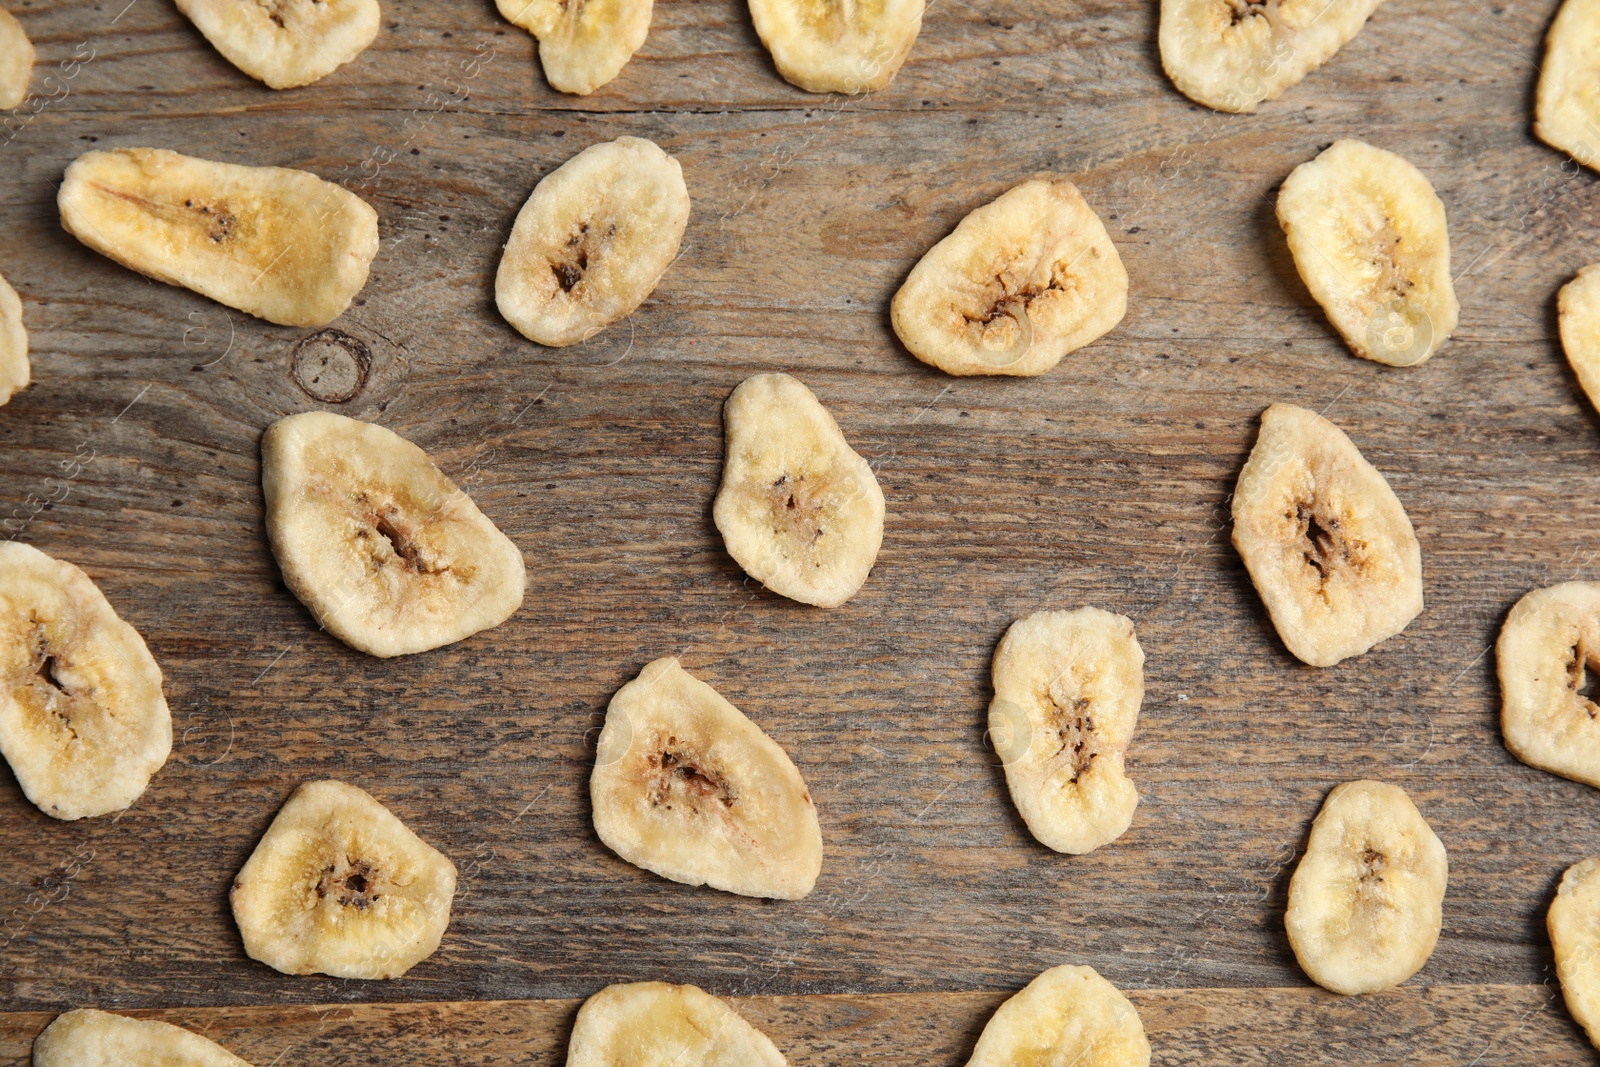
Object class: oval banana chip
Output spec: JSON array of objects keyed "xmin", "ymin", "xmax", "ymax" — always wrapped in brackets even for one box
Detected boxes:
[
  {"xmin": 34, "ymin": 1010, "xmax": 258, "ymax": 1067},
  {"xmin": 231, "ymin": 779, "xmax": 457, "ymax": 980},
  {"xmin": 1276, "ymin": 139, "xmax": 1458, "ymax": 367},
  {"xmin": 1159, "ymin": 0, "xmax": 1386, "ymax": 113},
  {"xmin": 496, "ymin": 137, "xmax": 689, "ymax": 348},
  {"xmin": 748, "ymin": 0, "xmax": 923, "ymax": 93},
  {"xmin": 1537, "ymin": 0, "xmax": 1600, "ymax": 172},
  {"xmin": 1231, "ymin": 403, "xmax": 1422, "ymax": 668},
  {"xmin": 567, "ymin": 982, "xmax": 788, "ymax": 1067},
  {"xmin": 1285, "ymin": 780, "xmax": 1447, "ymax": 995},
  {"xmin": 966, "ymin": 964, "xmax": 1151, "ymax": 1067},
  {"xmin": 1497, "ymin": 581, "xmax": 1600, "ymax": 789},
  {"xmin": 1560, "ymin": 265, "xmax": 1600, "ymax": 414},
  {"xmin": 1550, "ymin": 857, "xmax": 1600, "ymax": 1050},
  {"xmin": 58, "ymin": 148, "xmax": 379, "ymax": 329},
  {"xmin": 496, "ymin": 0, "xmax": 652, "ymax": 95},
  {"xmin": 0, "ymin": 9, "xmax": 33, "ymax": 110},
  {"xmin": 261, "ymin": 411, "xmax": 525, "ymax": 658},
  {"xmin": 989, "ymin": 608, "xmax": 1142, "ymax": 855},
  {"xmin": 891, "ymin": 180, "xmax": 1127, "ymax": 378},
  {"xmin": 592, "ymin": 656, "xmax": 823, "ymax": 900},
  {"xmin": 176, "ymin": 0, "xmax": 379, "ymax": 89},
  {"xmin": 0, "ymin": 542, "xmax": 170, "ymax": 821},
  {"xmin": 0, "ymin": 269, "xmax": 28, "ymax": 407},
  {"xmin": 713, "ymin": 373, "xmax": 884, "ymax": 608}
]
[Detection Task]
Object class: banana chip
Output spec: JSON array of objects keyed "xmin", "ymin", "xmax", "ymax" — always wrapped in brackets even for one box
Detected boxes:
[
  {"xmin": 1498, "ymin": 582, "xmax": 1600, "ymax": 789},
  {"xmin": 966, "ymin": 964, "xmax": 1151, "ymax": 1067},
  {"xmin": 58, "ymin": 148, "xmax": 379, "ymax": 328},
  {"xmin": 567, "ymin": 982, "xmax": 788, "ymax": 1067},
  {"xmin": 0, "ymin": 270, "xmax": 27, "ymax": 407},
  {"xmin": 989, "ymin": 608, "xmax": 1142, "ymax": 855},
  {"xmin": 1560, "ymin": 265, "xmax": 1600, "ymax": 413},
  {"xmin": 748, "ymin": 0, "xmax": 924, "ymax": 93},
  {"xmin": 0, "ymin": 9, "xmax": 32, "ymax": 110},
  {"xmin": 1537, "ymin": 0, "xmax": 1600, "ymax": 172},
  {"xmin": 713, "ymin": 373, "xmax": 884, "ymax": 608},
  {"xmin": 496, "ymin": 137, "xmax": 689, "ymax": 348},
  {"xmin": 34, "ymin": 1010, "xmax": 257, "ymax": 1067},
  {"xmin": 1276, "ymin": 139, "xmax": 1458, "ymax": 366},
  {"xmin": 891, "ymin": 180, "xmax": 1127, "ymax": 377},
  {"xmin": 177, "ymin": 0, "xmax": 379, "ymax": 89},
  {"xmin": 0, "ymin": 542, "xmax": 170, "ymax": 821},
  {"xmin": 1551, "ymin": 857, "xmax": 1600, "ymax": 1050},
  {"xmin": 496, "ymin": 0, "xmax": 651, "ymax": 95},
  {"xmin": 231, "ymin": 779, "xmax": 457, "ymax": 979},
  {"xmin": 1285, "ymin": 780, "xmax": 1447, "ymax": 995}
]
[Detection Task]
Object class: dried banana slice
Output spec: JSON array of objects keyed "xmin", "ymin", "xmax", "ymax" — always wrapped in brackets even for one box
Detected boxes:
[
  {"xmin": 0, "ymin": 9, "xmax": 33, "ymax": 110},
  {"xmin": 966, "ymin": 964, "xmax": 1150, "ymax": 1067},
  {"xmin": 231, "ymin": 778, "xmax": 457, "ymax": 979},
  {"xmin": 58, "ymin": 148, "xmax": 379, "ymax": 328},
  {"xmin": 1276, "ymin": 139, "xmax": 1458, "ymax": 366},
  {"xmin": 1497, "ymin": 582, "xmax": 1600, "ymax": 788},
  {"xmin": 1231, "ymin": 403, "xmax": 1422, "ymax": 667},
  {"xmin": 712, "ymin": 373, "xmax": 884, "ymax": 608},
  {"xmin": 176, "ymin": 0, "xmax": 379, "ymax": 89},
  {"xmin": 1537, "ymin": 0, "xmax": 1600, "ymax": 172},
  {"xmin": 567, "ymin": 982, "xmax": 788, "ymax": 1067},
  {"xmin": 748, "ymin": 0, "xmax": 923, "ymax": 93},
  {"xmin": 1285, "ymin": 780, "xmax": 1447, "ymax": 995},
  {"xmin": 591, "ymin": 656, "xmax": 822, "ymax": 900},
  {"xmin": 989, "ymin": 608, "xmax": 1142, "ymax": 855},
  {"xmin": 496, "ymin": 0, "xmax": 651, "ymax": 95},
  {"xmin": 34, "ymin": 1010, "xmax": 256, "ymax": 1067},
  {"xmin": 262, "ymin": 412, "xmax": 525, "ymax": 658},
  {"xmin": 496, "ymin": 137, "xmax": 689, "ymax": 348},
  {"xmin": 1560, "ymin": 265, "xmax": 1600, "ymax": 412},
  {"xmin": 0, "ymin": 542, "xmax": 170, "ymax": 821},
  {"xmin": 1550, "ymin": 857, "xmax": 1600, "ymax": 1049},
  {"xmin": 1159, "ymin": 0, "xmax": 1386, "ymax": 113},
  {"xmin": 0, "ymin": 270, "xmax": 28, "ymax": 406},
  {"xmin": 891, "ymin": 180, "xmax": 1127, "ymax": 377}
]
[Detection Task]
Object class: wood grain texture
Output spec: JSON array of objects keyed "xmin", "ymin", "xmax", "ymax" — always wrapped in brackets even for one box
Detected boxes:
[{"xmin": 3, "ymin": 0, "xmax": 1600, "ymax": 1057}]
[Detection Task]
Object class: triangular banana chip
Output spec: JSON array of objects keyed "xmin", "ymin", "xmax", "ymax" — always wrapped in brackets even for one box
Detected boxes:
[
  {"xmin": 496, "ymin": 137, "xmax": 689, "ymax": 348},
  {"xmin": 989, "ymin": 608, "xmax": 1142, "ymax": 855},
  {"xmin": 496, "ymin": 0, "xmax": 652, "ymax": 95},
  {"xmin": 1276, "ymin": 139, "xmax": 1458, "ymax": 367},
  {"xmin": 0, "ymin": 269, "xmax": 28, "ymax": 407},
  {"xmin": 1231, "ymin": 403, "xmax": 1422, "ymax": 667},
  {"xmin": 966, "ymin": 964, "xmax": 1150, "ymax": 1067},
  {"xmin": 0, "ymin": 541, "xmax": 170, "ymax": 821},
  {"xmin": 1285, "ymin": 780, "xmax": 1447, "ymax": 995},
  {"xmin": 1537, "ymin": 0, "xmax": 1600, "ymax": 172},
  {"xmin": 567, "ymin": 982, "xmax": 788, "ymax": 1067},
  {"xmin": 1159, "ymin": 0, "xmax": 1386, "ymax": 113},
  {"xmin": 1550, "ymin": 857, "xmax": 1600, "ymax": 1050},
  {"xmin": 262, "ymin": 412, "xmax": 525, "ymax": 658},
  {"xmin": 891, "ymin": 180, "xmax": 1127, "ymax": 377},
  {"xmin": 712, "ymin": 373, "xmax": 884, "ymax": 608},
  {"xmin": 176, "ymin": 0, "xmax": 379, "ymax": 89},
  {"xmin": 748, "ymin": 0, "xmax": 923, "ymax": 93},
  {"xmin": 1560, "ymin": 265, "xmax": 1600, "ymax": 413},
  {"xmin": 1498, "ymin": 581, "xmax": 1600, "ymax": 789},
  {"xmin": 34, "ymin": 1010, "xmax": 256, "ymax": 1067},
  {"xmin": 58, "ymin": 148, "xmax": 379, "ymax": 328},
  {"xmin": 591, "ymin": 657, "xmax": 823, "ymax": 900},
  {"xmin": 0, "ymin": 9, "xmax": 33, "ymax": 110},
  {"xmin": 230, "ymin": 778, "xmax": 457, "ymax": 979}
]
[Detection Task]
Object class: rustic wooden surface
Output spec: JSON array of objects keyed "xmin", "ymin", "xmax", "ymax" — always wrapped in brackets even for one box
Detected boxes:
[{"xmin": 3, "ymin": 0, "xmax": 1600, "ymax": 1059}]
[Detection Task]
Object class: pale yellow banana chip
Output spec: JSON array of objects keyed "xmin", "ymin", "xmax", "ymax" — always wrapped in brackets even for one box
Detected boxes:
[
  {"xmin": 989, "ymin": 608, "xmax": 1142, "ymax": 855},
  {"xmin": 1286, "ymin": 780, "xmax": 1447, "ymax": 995},
  {"xmin": 262, "ymin": 411, "xmax": 525, "ymax": 658},
  {"xmin": 0, "ymin": 269, "xmax": 28, "ymax": 406},
  {"xmin": 1560, "ymin": 265, "xmax": 1600, "ymax": 413},
  {"xmin": 34, "ymin": 1010, "xmax": 255, "ymax": 1067},
  {"xmin": 0, "ymin": 542, "xmax": 170, "ymax": 821},
  {"xmin": 1159, "ymin": 0, "xmax": 1386, "ymax": 113},
  {"xmin": 1277, "ymin": 139, "xmax": 1458, "ymax": 366},
  {"xmin": 1550, "ymin": 857, "xmax": 1600, "ymax": 1050},
  {"xmin": 891, "ymin": 180, "xmax": 1127, "ymax": 377},
  {"xmin": 496, "ymin": 0, "xmax": 651, "ymax": 95},
  {"xmin": 1231, "ymin": 403, "xmax": 1422, "ymax": 667},
  {"xmin": 496, "ymin": 137, "xmax": 689, "ymax": 348},
  {"xmin": 1497, "ymin": 581, "xmax": 1600, "ymax": 789},
  {"xmin": 748, "ymin": 0, "xmax": 923, "ymax": 93},
  {"xmin": 1537, "ymin": 0, "xmax": 1600, "ymax": 172},
  {"xmin": 58, "ymin": 148, "xmax": 379, "ymax": 328},
  {"xmin": 176, "ymin": 0, "xmax": 379, "ymax": 89},
  {"xmin": 592, "ymin": 656, "xmax": 822, "ymax": 900},
  {"xmin": 0, "ymin": 8, "xmax": 33, "ymax": 110},
  {"xmin": 712, "ymin": 373, "xmax": 884, "ymax": 608},
  {"xmin": 567, "ymin": 982, "xmax": 788, "ymax": 1067},
  {"xmin": 231, "ymin": 778, "xmax": 457, "ymax": 979},
  {"xmin": 966, "ymin": 964, "xmax": 1150, "ymax": 1067}
]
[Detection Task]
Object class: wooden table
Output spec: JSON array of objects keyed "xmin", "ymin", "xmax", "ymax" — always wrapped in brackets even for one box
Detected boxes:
[{"xmin": 2, "ymin": 0, "xmax": 1598, "ymax": 1060}]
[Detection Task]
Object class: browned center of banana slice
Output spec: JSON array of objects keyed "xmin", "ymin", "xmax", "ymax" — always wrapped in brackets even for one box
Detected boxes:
[
  {"xmin": 1536, "ymin": 0, "xmax": 1600, "ymax": 172},
  {"xmin": 747, "ymin": 0, "xmax": 925, "ymax": 93},
  {"xmin": 1498, "ymin": 582, "xmax": 1600, "ymax": 789},
  {"xmin": 35, "ymin": 1010, "xmax": 259, "ymax": 1067},
  {"xmin": 567, "ymin": 982, "xmax": 790, "ymax": 1066},
  {"xmin": 966, "ymin": 964, "xmax": 1151, "ymax": 1066}
]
